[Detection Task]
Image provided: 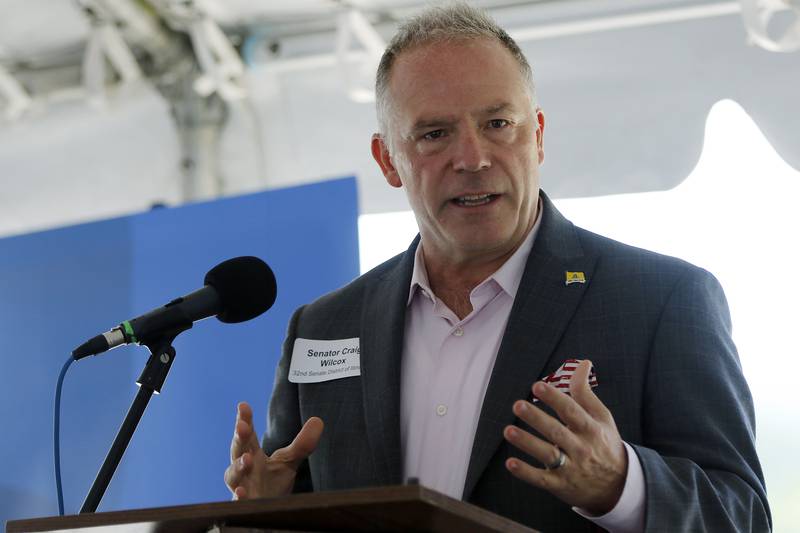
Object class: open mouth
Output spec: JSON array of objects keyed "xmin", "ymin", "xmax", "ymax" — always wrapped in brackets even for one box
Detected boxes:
[{"xmin": 452, "ymin": 193, "xmax": 499, "ymax": 207}]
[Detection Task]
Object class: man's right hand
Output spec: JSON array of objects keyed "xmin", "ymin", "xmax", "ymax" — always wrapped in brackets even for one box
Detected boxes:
[{"xmin": 224, "ymin": 401, "xmax": 324, "ymax": 500}]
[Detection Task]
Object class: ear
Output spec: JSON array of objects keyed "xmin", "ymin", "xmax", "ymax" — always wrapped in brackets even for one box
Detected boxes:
[
  {"xmin": 535, "ymin": 109, "xmax": 545, "ymax": 165},
  {"xmin": 371, "ymin": 134, "xmax": 403, "ymax": 188}
]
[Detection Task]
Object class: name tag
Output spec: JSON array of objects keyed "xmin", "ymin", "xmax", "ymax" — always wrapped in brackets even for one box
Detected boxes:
[{"xmin": 288, "ymin": 337, "xmax": 361, "ymax": 383}]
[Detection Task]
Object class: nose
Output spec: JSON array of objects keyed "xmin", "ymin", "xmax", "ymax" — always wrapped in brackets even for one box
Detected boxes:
[{"xmin": 452, "ymin": 129, "xmax": 491, "ymax": 173}]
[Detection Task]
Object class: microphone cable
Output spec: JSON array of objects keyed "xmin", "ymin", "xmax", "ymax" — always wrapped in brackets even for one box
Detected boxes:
[{"xmin": 54, "ymin": 354, "xmax": 75, "ymax": 516}]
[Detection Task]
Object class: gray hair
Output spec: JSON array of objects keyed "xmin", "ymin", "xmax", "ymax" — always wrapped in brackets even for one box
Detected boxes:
[{"xmin": 375, "ymin": 2, "xmax": 536, "ymax": 142}]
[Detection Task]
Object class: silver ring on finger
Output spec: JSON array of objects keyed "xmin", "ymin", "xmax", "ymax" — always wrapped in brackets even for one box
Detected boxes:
[{"xmin": 545, "ymin": 447, "xmax": 567, "ymax": 470}]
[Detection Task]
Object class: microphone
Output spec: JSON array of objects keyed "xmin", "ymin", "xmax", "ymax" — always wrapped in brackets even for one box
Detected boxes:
[{"xmin": 72, "ymin": 256, "xmax": 277, "ymax": 359}]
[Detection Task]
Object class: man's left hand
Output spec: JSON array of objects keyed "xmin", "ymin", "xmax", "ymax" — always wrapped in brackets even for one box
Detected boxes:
[{"xmin": 503, "ymin": 360, "xmax": 627, "ymax": 515}]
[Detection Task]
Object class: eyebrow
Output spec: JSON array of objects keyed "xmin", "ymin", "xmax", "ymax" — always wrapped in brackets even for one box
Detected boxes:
[
  {"xmin": 411, "ymin": 116, "xmax": 457, "ymax": 133},
  {"xmin": 484, "ymin": 102, "xmax": 513, "ymax": 115},
  {"xmin": 410, "ymin": 102, "xmax": 515, "ymax": 132}
]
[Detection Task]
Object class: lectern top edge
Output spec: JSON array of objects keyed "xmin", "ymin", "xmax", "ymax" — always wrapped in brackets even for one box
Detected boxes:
[{"xmin": 6, "ymin": 485, "xmax": 537, "ymax": 533}]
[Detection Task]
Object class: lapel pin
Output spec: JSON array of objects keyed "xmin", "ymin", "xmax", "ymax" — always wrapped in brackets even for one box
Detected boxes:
[{"xmin": 565, "ymin": 271, "xmax": 586, "ymax": 286}]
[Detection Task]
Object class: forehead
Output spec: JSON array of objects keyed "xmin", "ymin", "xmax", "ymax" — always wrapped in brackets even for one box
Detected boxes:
[{"xmin": 387, "ymin": 38, "xmax": 529, "ymax": 128}]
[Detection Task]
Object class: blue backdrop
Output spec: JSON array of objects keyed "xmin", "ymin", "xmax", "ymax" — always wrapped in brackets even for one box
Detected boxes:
[{"xmin": 0, "ymin": 177, "xmax": 360, "ymax": 523}]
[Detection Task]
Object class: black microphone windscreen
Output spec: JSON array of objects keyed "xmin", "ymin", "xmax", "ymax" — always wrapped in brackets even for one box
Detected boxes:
[{"xmin": 204, "ymin": 256, "xmax": 277, "ymax": 323}]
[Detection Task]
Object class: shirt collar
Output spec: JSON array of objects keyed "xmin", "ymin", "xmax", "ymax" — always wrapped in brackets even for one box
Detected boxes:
[{"xmin": 407, "ymin": 196, "xmax": 544, "ymax": 306}]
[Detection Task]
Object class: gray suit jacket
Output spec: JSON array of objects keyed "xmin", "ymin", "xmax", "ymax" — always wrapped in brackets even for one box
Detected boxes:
[{"xmin": 264, "ymin": 193, "xmax": 770, "ymax": 532}]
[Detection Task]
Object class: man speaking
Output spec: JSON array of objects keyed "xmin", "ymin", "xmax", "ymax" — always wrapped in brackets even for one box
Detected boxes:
[{"xmin": 224, "ymin": 3, "xmax": 770, "ymax": 531}]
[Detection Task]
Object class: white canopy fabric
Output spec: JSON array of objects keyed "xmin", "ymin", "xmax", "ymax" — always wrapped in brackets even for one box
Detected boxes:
[
  {"xmin": 0, "ymin": 0, "xmax": 797, "ymax": 236},
  {"xmin": 523, "ymin": 1, "xmax": 800, "ymax": 198}
]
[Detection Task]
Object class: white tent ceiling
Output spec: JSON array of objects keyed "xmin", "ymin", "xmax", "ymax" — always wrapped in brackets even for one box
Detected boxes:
[{"xmin": 0, "ymin": 0, "xmax": 798, "ymax": 238}]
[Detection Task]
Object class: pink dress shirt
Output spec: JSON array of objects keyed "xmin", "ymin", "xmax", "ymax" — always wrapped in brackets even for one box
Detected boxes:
[{"xmin": 399, "ymin": 201, "xmax": 646, "ymax": 533}]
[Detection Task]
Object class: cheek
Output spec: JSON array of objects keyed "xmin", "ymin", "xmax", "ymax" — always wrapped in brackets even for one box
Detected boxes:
[
  {"xmin": 402, "ymin": 160, "xmax": 437, "ymax": 194},
  {"xmin": 416, "ymin": 140, "xmax": 449, "ymax": 158},
  {"xmin": 391, "ymin": 154, "xmax": 415, "ymax": 186}
]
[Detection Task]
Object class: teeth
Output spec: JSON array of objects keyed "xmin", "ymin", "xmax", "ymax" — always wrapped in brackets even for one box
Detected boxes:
[{"xmin": 456, "ymin": 194, "xmax": 494, "ymax": 206}]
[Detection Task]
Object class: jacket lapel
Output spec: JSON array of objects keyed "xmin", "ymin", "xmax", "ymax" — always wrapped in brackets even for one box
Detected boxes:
[
  {"xmin": 359, "ymin": 238, "xmax": 418, "ymax": 486},
  {"xmin": 462, "ymin": 194, "xmax": 597, "ymax": 499}
]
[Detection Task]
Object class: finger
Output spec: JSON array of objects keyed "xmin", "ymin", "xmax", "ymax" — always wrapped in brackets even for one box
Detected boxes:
[
  {"xmin": 224, "ymin": 451, "xmax": 252, "ymax": 491},
  {"xmin": 235, "ymin": 401, "xmax": 254, "ymax": 430},
  {"xmin": 505, "ymin": 457, "xmax": 563, "ymax": 494},
  {"xmin": 231, "ymin": 402, "xmax": 259, "ymax": 461},
  {"xmin": 270, "ymin": 417, "xmax": 324, "ymax": 468},
  {"xmin": 532, "ymin": 380, "xmax": 594, "ymax": 435},
  {"xmin": 503, "ymin": 424, "xmax": 566, "ymax": 469},
  {"xmin": 224, "ymin": 463, "xmax": 237, "ymax": 491},
  {"xmin": 287, "ymin": 417, "xmax": 324, "ymax": 460},
  {"xmin": 512, "ymin": 400, "xmax": 582, "ymax": 454},
  {"xmin": 569, "ymin": 360, "xmax": 612, "ymax": 422}
]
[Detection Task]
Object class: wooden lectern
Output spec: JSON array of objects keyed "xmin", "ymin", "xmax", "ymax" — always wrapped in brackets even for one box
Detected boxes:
[{"xmin": 6, "ymin": 485, "xmax": 537, "ymax": 532}]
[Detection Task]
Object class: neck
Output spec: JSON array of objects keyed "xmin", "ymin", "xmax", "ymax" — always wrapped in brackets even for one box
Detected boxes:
[
  {"xmin": 419, "ymin": 197, "xmax": 541, "ymax": 319},
  {"xmin": 421, "ymin": 226, "xmax": 532, "ymax": 320},
  {"xmin": 424, "ymin": 247, "xmax": 514, "ymax": 296}
]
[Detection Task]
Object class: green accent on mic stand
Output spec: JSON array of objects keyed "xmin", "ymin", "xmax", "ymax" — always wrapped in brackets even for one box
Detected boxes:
[{"xmin": 122, "ymin": 321, "xmax": 137, "ymax": 343}]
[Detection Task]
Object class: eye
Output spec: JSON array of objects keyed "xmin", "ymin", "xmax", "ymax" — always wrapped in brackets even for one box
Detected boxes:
[
  {"xmin": 422, "ymin": 129, "xmax": 445, "ymax": 141},
  {"xmin": 488, "ymin": 119, "xmax": 509, "ymax": 129}
]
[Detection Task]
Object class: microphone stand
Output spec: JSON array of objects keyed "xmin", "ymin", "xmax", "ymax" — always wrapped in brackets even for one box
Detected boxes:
[{"xmin": 80, "ymin": 327, "xmax": 188, "ymax": 513}]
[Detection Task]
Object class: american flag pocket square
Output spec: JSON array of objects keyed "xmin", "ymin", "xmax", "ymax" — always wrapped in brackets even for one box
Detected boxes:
[{"xmin": 532, "ymin": 358, "xmax": 598, "ymax": 403}]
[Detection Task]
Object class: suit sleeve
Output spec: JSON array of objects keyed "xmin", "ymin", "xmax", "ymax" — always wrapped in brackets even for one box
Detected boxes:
[
  {"xmin": 633, "ymin": 267, "xmax": 771, "ymax": 531},
  {"xmin": 261, "ymin": 305, "xmax": 314, "ymax": 493}
]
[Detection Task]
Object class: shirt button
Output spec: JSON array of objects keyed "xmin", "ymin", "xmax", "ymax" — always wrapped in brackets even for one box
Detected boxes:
[
  {"xmin": 436, "ymin": 404, "xmax": 447, "ymax": 416},
  {"xmin": 453, "ymin": 327, "xmax": 464, "ymax": 337}
]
